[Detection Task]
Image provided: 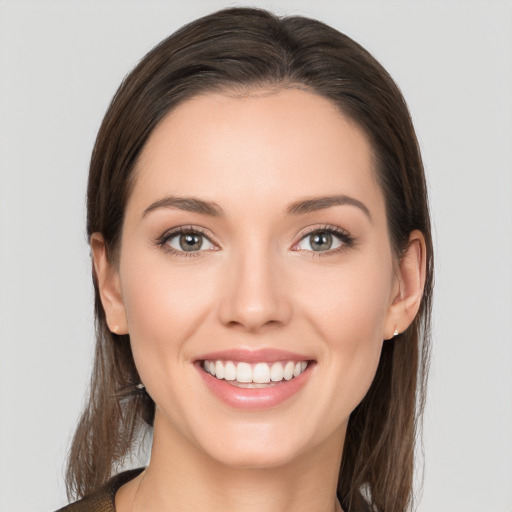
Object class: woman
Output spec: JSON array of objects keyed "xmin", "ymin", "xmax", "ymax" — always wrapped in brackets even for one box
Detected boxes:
[{"xmin": 59, "ymin": 7, "xmax": 433, "ymax": 512}]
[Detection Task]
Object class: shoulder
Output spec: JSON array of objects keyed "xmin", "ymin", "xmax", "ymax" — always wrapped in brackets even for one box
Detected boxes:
[{"xmin": 55, "ymin": 468, "xmax": 144, "ymax": 512}]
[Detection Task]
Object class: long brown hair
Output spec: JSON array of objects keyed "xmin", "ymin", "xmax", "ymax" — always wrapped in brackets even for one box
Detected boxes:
[{"xmin": 67, "ymin": 8, "xmax": 433, "ymax": 511}]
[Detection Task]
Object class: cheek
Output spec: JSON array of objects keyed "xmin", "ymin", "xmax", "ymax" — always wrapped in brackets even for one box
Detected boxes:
[
  {"xmin": 300, "ymin": 253, "xmax": 393, "ymax": 344},
  {"xmin": 119, "ymin": 252, "xmax": 219, "ymax": 381},
  {"xmin": 122, "ymin": 247, "xmax": 215, "ymax": 325},
  {"xmin": 296, "ymin": 252, "xmax": 393, "ymax": 408}
]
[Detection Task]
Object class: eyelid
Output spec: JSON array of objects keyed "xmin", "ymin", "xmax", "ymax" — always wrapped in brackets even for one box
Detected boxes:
[
  {"xmin": 291, "ymin": 224, "xmax": 355, "ymax": 254},
  {"xmin": 294, "ymin": 224, "xmax": 350, "ymax": 239},
  {"xmin": 156, "ymin": 223, "xmax": 355, "ymax": 257},
  {"xmin": 156, "ymin": 225, "xmax": 219, "ymax": 256}
]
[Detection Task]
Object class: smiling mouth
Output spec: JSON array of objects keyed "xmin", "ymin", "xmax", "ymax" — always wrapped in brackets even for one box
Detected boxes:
[{"xmin": 201, "ymin": 360, "xmax": 310, "ymax": 388}]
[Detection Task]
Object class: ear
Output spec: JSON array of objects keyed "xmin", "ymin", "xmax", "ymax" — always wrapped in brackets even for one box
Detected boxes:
[
  {"xmin": 384, "ymin": 230, "xmax": 427, "ymax": 340},
  {"xmin": 90, "ymin": 232, "xmax": 128, "ymax": 335}
]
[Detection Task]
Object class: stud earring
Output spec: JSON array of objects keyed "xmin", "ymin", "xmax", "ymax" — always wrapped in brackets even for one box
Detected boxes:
[
  {"xmin": 393, "ymin": 328, "xmax": 399, "ymax": 337},
  {"xmin": 112, "ymin": 325, "xmax": 120, "ymax": 334}
]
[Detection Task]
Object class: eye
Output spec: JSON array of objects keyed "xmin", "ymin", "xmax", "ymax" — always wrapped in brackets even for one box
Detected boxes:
[
  {"xmin": 162, "ymin": 229, "xmax": 216, "ymax": 253},
  {"xmin": 294, "ymin": 227, "xmax": 353, "ymax": 253}
]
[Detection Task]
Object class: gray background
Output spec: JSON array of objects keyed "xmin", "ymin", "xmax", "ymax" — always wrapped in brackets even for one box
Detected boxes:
[{"xmin": 1, "ymin": 1, "xmax": 511, "ymax": 511}]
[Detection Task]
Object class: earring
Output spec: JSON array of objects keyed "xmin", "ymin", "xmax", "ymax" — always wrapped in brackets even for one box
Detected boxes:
[
  {"xmin": 115, "ymin": 382, "xmax": 147, "ymax": 400},
  {"xmin": 112, "ymin": 325, "xmax": 120, "ymax": 334},
  {"xmin": 393, "ymin": 328, "xmax": 399, "ymax": 337}
]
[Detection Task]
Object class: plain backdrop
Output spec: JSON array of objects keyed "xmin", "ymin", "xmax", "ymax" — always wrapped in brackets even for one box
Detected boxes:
[{"xmin": 0, "ymin": 1, "xmax": 511, "ymax": 511}]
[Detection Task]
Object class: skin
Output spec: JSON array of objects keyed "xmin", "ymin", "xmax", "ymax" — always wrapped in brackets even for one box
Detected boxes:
[{"xmin": 92, "ymin": 88, "xmax": 426, "ymax": 512}]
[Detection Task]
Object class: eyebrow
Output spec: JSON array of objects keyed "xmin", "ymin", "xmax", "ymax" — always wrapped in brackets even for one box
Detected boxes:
[
  {"xmin": 142, "ymin": 193, "xmax": 371, "ymax": 221},
  {"xmin": 286, "ymin": 194, "xmax": 372, "ymax": 221},
  {"xmin": 142, "ymin": 196, "xmax": 224, "ymax": 218}
]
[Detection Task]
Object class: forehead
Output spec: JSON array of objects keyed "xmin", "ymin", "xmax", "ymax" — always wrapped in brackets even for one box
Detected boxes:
[{"xmin": 130, "ymin": 88, "xmax": 385, "ymax": 220}]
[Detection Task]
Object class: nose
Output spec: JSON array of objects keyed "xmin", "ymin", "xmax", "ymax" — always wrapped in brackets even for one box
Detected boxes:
[{"xmin": 217, "ymin": 245, "xmax": 293, "ymax": 333}]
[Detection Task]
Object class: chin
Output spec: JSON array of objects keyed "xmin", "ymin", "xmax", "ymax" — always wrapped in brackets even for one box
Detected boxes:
[
  {"xmin": 208, "ymin": 440, "xmax": 302, "ymax": 470},
  {"xmin": 193, "ymin": 419, "xmax": 318, "ymax": 470}
]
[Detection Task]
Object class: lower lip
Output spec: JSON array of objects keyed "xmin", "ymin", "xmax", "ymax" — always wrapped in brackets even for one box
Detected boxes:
[{"xmin": 196, "ymin": 362, "xmax": 314, "ymax": 409}]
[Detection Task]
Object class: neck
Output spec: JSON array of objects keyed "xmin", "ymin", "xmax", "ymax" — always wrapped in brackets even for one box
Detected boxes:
[{"xmin": 123, "ymin": 412, "xmax": 346, "ymax": 512}]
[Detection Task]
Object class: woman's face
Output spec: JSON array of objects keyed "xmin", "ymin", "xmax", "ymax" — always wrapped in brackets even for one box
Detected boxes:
[{"xmin": 110, "ymin": 88, "xmax": 400, "ymax": 468}]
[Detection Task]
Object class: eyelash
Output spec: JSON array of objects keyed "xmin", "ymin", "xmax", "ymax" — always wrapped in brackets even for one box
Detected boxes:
[
  {"xmin": 156, "ymin": 225, "xmax": 214, "ymax": 258},
  {"xmin": 155, "ymin": 224, "xmax": 356, "ymax": 258},
  {"xmin": 293, "ymin": 225, "xmax": 356, "ymax": 258}
]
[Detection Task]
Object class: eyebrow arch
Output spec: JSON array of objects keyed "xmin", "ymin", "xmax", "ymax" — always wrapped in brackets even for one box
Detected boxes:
[
  {"xmin": 286, "ymin": 194, "xmax": 372, "ymax": 221},
  {"xmin": 142, "ymin": 196, "xmax": 224, "ymax": 218},
  {"xmin": 142, "ymin": 194, "xmax": 372, "ymax": 221}
]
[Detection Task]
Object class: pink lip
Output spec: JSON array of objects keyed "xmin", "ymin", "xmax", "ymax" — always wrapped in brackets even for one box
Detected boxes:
[
  {"xmin": 195, "ymin": 359, "xmax": 315, "ymax": 410},
  {"xmin": 195, "ymin": 348, "xmax": 312, "ymax": 364}
]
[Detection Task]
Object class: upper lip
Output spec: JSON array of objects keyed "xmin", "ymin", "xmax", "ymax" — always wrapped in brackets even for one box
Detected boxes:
[{"xmin": 195, "ymin": 348, "xmax": 314, "ymax": 364}]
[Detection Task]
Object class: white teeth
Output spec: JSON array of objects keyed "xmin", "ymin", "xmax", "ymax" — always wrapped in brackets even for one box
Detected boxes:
[
  {"xmin": 253, "ymin": 363, "xmax": 271, "ymax": 384},
  {"xmin": 202, "ymin": 359, "xmax": 309, "ymax": 384},
  {"xmin": 270, "ymin": 362, "xmax": 284, "ymax": 382},
  {"xmin": 224, "ymin": 361, "xmax": 236, "ymax": 381},
  {"xmin": 283, "ymin": 361, "xmax": 294, "ymax": 381},
  {"xmin": 236, "ymin": 362, "xmax": 252, "ymax": 383},
  {"xmin": 215, "ymin": 361, "xmax": 224, "ymax": 379}
]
